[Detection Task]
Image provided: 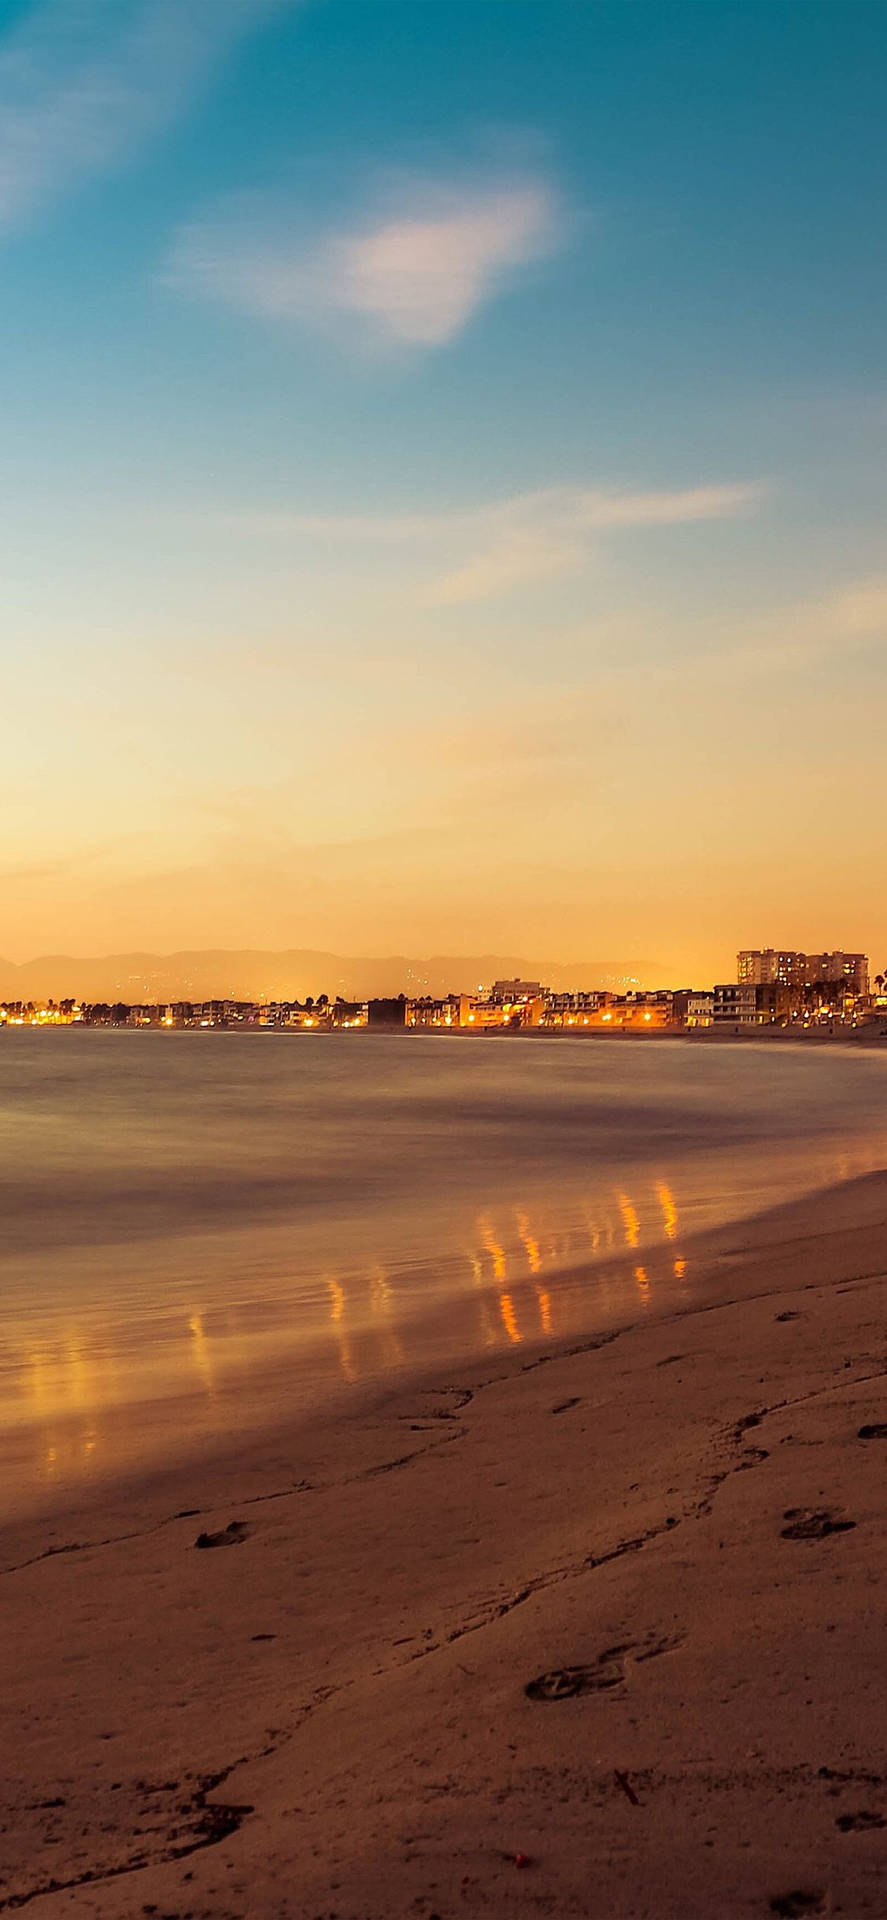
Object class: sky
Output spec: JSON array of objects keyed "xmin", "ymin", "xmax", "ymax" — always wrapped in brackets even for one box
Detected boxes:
[{"xmin": 2, "ymin": 0, "xmax": 887, "ymax": 983}]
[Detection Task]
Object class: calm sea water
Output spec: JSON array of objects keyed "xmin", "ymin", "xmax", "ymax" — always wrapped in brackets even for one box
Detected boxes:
[{"xmin": 1, "ymin": 1029, "xmax": 885, "ymax": 1514}]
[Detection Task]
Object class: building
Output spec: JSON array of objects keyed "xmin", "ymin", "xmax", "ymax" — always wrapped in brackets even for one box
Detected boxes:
[
  {"xmin": 407, "ymin": 995, "xmax": 462, "ymax": 1029},
  {"xmin": 622, "ymin": 991, "xmax": 674, "ymax": 1028},
  {"xmin": 329, "ymin": 998, "xmax": 366, "ymax": 1028},
  {"xmin": 714, "ymin": 983, "xmax": 758, "ymax": 1024},
  {"xmin": 754, "ymin": 984, "xmax": 799, "ymax": 1025},
  {"xmin": 805, "ymin": 952, "xmax": 869, "ymax": 996},
  {"xmin": 541, "ymin": 990, "xmax": 608, "ymax": 1027},
  {"xmin": 738, "ymin": 949, "xmax": 869, "ymax": 996},
  {"xmin": 737, "ymin": 950, "xmax": 807, "ymax": 988},
  {"xmin": 489, "ymin": 978, "xmax": 543, "ymax": 1001},
  {"xmin": 673, "ymin": 989, "xmax": 715, "ymax": 1028},
  {"xmin": 367, "ymin": 996, "xmax": 407, "ymax": 1029}
]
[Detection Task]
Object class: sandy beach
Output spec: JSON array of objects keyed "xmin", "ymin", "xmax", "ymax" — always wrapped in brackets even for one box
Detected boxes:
[{"xmin": 1, "ymin": 1173, "xmax": 886, "ymax": 1918}]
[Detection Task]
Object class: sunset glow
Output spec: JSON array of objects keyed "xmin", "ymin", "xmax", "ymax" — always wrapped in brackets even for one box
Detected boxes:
[{"xmin": 0, "ymin": 2, "xmax": 884, "ymax": 979}]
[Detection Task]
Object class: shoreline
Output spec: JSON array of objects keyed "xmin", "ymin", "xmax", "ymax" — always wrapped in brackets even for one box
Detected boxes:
[
  {"xmin": 4, "ymin": 1037, "xmax": 886, "ymax": 1538},
  {"xmin": 3, "ymin": 1172, "xmax": 887, "ymax": 1914},
  {"xmin": 2, "ymin": 1021, "xmax": 887, "ymax": 1043},
  {"xmin": 5, "ymin": 1166, "xmax": 887, "ymax": 1541}
]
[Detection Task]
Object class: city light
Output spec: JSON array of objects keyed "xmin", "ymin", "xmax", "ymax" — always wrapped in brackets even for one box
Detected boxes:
[{"xmin": 0, "ymin": 948, "xmax": 879, "ymax": 1036}]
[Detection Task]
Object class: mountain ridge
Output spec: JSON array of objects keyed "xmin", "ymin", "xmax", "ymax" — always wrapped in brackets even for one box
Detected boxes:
[{"xmin": 0, "ymin": 948, "xmax": 668, "ymax": 1002}]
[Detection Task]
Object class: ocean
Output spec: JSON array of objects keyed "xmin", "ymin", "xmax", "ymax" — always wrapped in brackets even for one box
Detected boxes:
[{"xmin": 1, "ymin": 1028, "xmax": 885, "ymax": 1515}]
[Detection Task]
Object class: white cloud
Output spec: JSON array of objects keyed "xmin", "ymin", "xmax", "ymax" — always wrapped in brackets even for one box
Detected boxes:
[
  {"xmin": 0, "ymin": 0, "xmax": 283, "ymax": 232},
  {"xmin": 168, "ymin": 174, "xmax": 561, "ymax": 346},
  {"xmin": 216, "ymin": 479, "xmax": 764, "ymax": 604}
]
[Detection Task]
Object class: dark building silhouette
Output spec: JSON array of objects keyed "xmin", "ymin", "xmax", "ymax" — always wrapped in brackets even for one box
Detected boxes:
[{"xmin": 367, "ymin": 996, "xmax": 407, "ymax": 1029}]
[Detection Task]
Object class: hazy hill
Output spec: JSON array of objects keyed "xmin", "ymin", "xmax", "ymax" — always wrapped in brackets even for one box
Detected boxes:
[{"xmin": 0, "ymin": 949, "xmax": 664, "ymax": 1004}]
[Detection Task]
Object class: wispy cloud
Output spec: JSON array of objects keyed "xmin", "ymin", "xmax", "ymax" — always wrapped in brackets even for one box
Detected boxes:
[
  {"xmin": 727, "ymin": 582, "xmax": 887, "ymax": 675},
  {"xmin": 167, "ymin": 171, "xmax": 562, "ymax": 347},
  {"xmin": 637, "ymin": 574, "xmax": 887, "ymax": 681},
  {"xmin": 828, "ymin": 578, "xmax": 887, "ymax": 636},
  {"xmin": 0, "ymin": 0, "xmax": 283, "ymax": 233},
  {"xmin": 425, "ymin": 483, "xmax": 762, "ymax": 604},
  {"xmin": 217, "ymin": 479, "xmax": 764, "ymax": 604}
]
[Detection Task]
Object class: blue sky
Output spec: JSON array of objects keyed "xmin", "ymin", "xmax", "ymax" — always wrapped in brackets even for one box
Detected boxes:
[{"xmin": 2, "ymin": 0, "xmax": 887, "ymax": 978}]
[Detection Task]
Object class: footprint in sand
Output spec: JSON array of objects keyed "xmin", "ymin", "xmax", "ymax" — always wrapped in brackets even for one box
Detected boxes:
[
  {"xmin": 780, "ymin": 1508, "xmax": 855, "ymax": 1541},
  {"xmin": 526, "ymin": 1662, "xmax": 624, "ymax": 1700},
  {"xmin": 525, "ymin": 1634, "xmax": 682, "ymax": 1700},
  {"xmin": 770, "ymin": 1895, "xmax": 824, "ymax": 1918},
  {"xmin": 194, "ymin": 1520, "xmax": 249, "ymax": 1550}
]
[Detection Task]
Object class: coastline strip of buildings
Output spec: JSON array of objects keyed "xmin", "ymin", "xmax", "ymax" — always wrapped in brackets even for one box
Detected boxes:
[{"xmin": 1, "ymin": 950, "xmax": 883, "ymax": 1033}]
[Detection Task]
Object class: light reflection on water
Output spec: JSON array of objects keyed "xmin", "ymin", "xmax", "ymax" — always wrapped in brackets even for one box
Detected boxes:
[{"xmin": 0, "ymin": 1029, "xmax": 885, "ymax": 1508}]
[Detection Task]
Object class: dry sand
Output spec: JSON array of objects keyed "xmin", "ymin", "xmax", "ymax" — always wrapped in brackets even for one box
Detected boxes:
[{"xmin": 2, "ymin": 1174, "xmax": 887, "ymax": 1918}]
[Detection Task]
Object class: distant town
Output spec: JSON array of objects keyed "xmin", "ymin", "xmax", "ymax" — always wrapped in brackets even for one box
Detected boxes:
[{"xmin": 1, "ymin": 948, "xmax": 884, "ymax": 1035}]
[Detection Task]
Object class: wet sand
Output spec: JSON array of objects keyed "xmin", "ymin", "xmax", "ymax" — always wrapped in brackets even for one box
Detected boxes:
[{"xmin": 2, "ymin": 1174, "xmax": 887, "ymax": 1918}]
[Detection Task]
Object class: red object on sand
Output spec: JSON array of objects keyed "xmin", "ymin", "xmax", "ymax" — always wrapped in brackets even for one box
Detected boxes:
[{"xmin": 514, "ymin": 1852, "xmax": 533, "ymax": 1868}]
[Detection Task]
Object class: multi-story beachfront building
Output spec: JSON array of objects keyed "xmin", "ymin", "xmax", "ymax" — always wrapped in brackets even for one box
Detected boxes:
[
  {"xmin": 672, "ymin": 989, "xmax": 715, "ymax": 1028},
  {"xmin": 737, "ymin": 950, "xmax": 807, "ymax": 988},
  {"xmin": 489, "ymin": 978, "xmax": 544, "ymax": 1001},
  {"xmin": 714, "ymin": 983, "xmax": 759, "ymax": 1024},
  {"xmin": 805, "ymin": 952, "xmax": 869, "ymax": 995},
  {"xmin": 737, "ymin": 949, "xmax": 869, "ymax": 995}
]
